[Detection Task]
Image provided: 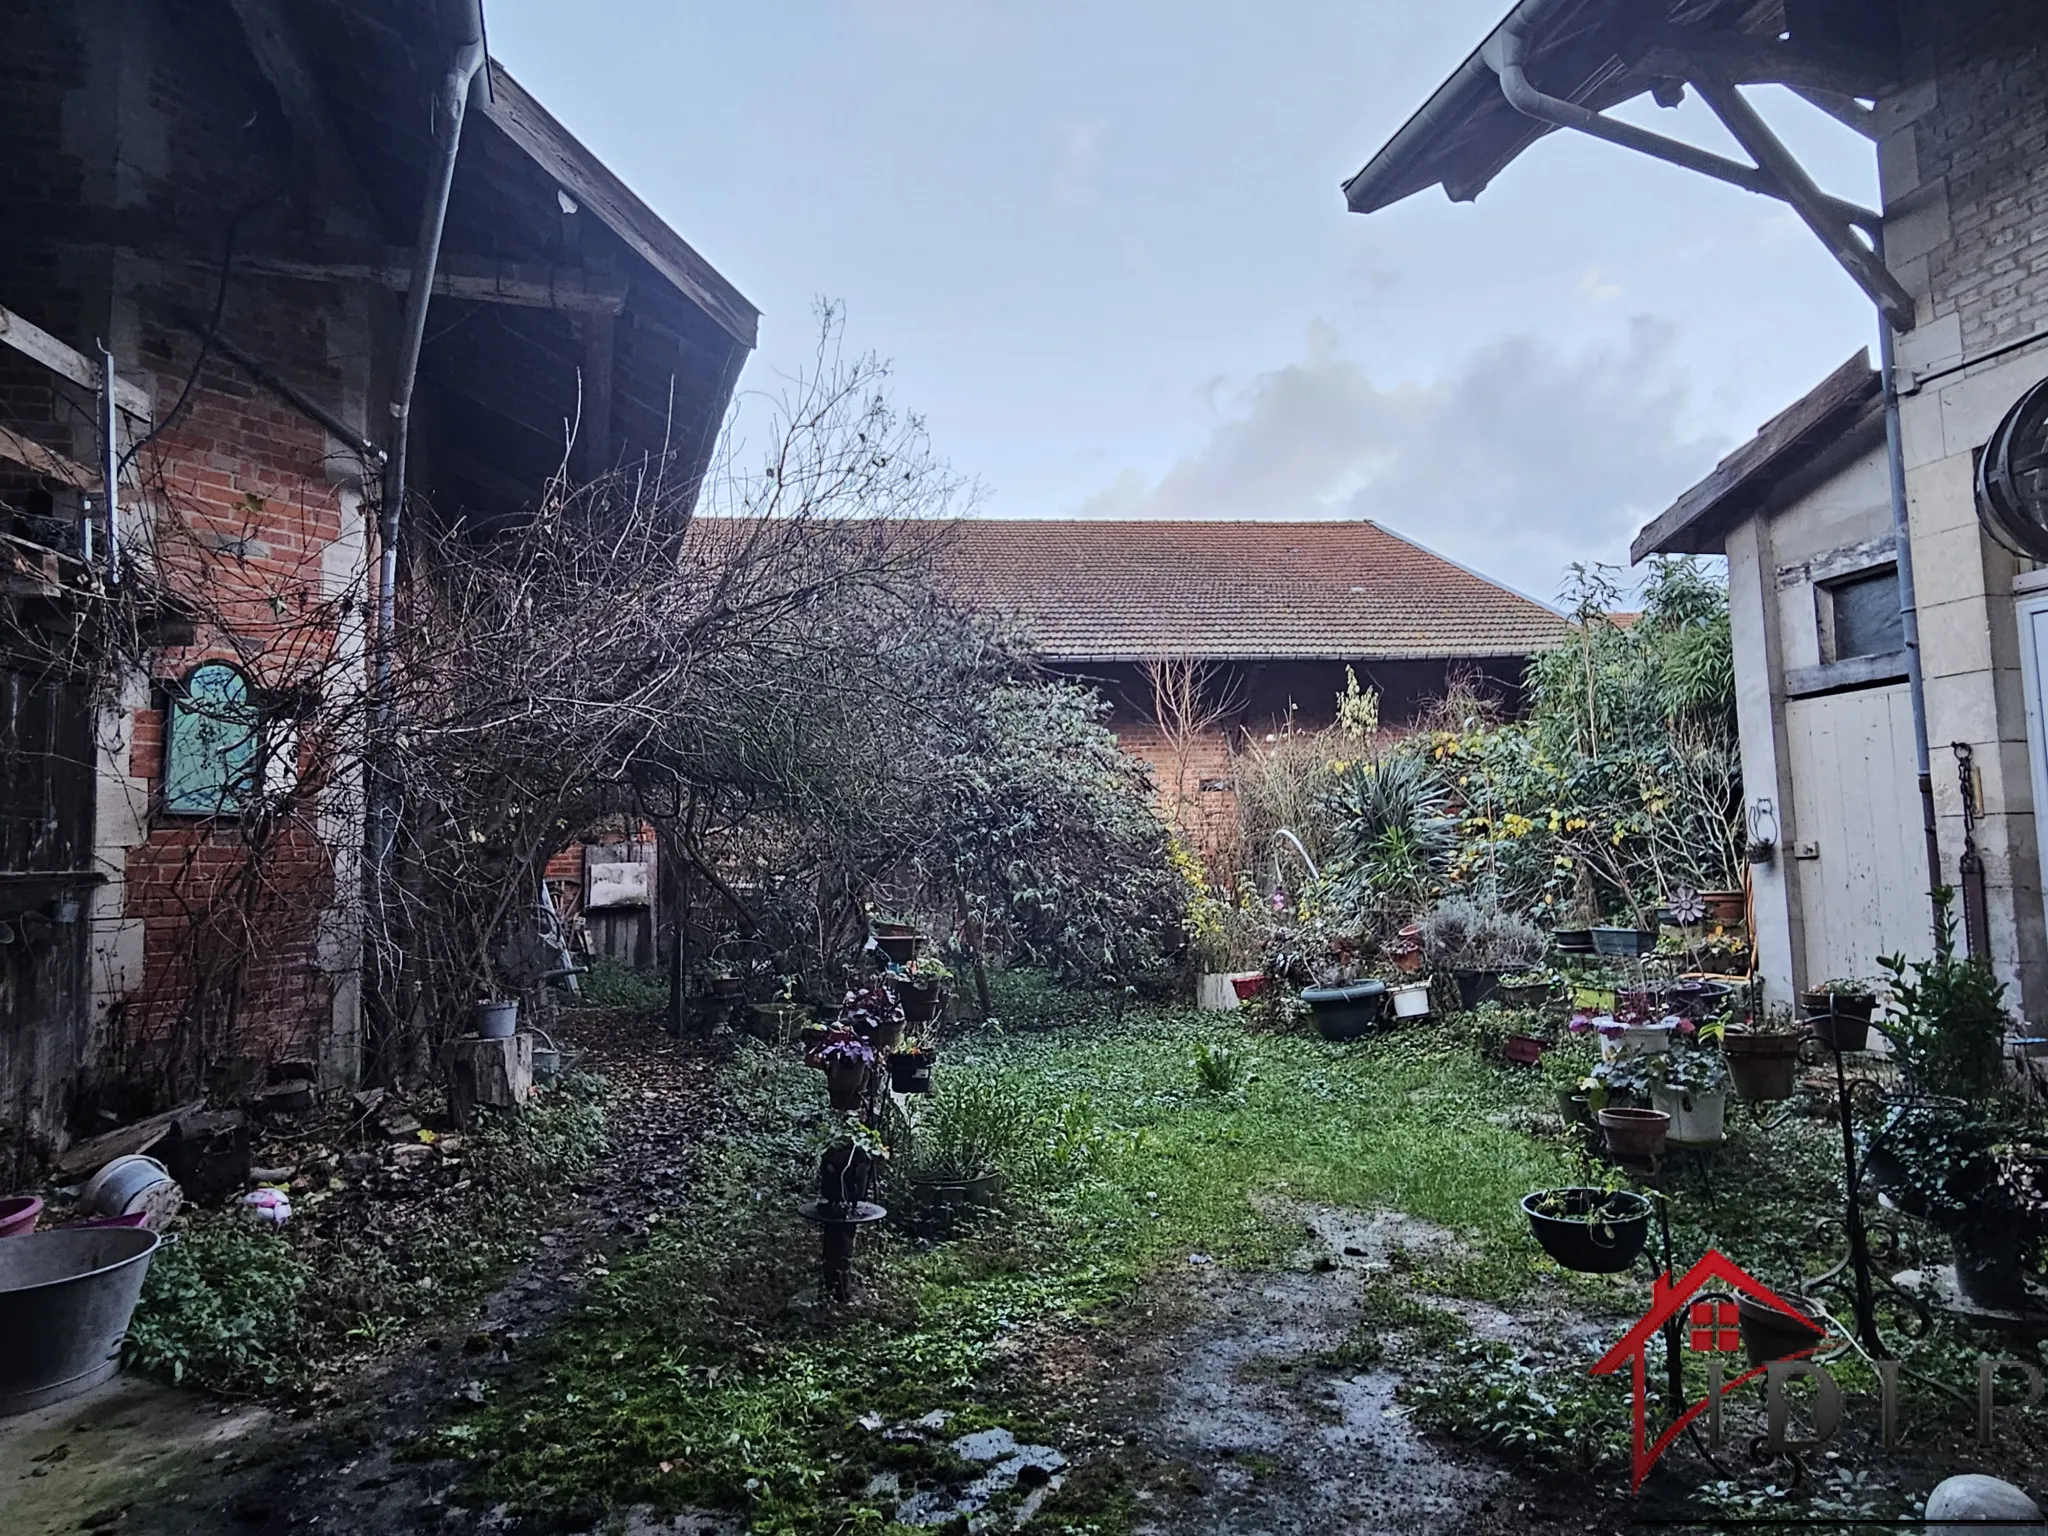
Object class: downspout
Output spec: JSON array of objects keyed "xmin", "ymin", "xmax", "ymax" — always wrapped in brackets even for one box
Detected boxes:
[
  {"xmin": 1878, "ymin": 270, "xmax": 1945, "ymax": 915},
  {"xmin": 368, "ymin": 0, "xmax": 489, "ymax": 876}
]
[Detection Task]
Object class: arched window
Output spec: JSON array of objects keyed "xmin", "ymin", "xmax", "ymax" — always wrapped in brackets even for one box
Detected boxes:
[{"xmin": 163, "ymin": 662, "xmax": 258, "ymax": 815}]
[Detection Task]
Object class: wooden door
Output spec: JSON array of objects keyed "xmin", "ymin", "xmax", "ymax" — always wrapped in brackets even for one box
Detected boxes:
[{"xmin": 1785, "ymin": 682, "xmax": 1928, "ymax": 985}]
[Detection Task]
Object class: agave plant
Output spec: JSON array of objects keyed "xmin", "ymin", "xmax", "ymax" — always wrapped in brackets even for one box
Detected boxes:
[{"xmin": 1319, "ymin": 753, "xmax": 1455, "ymax": 920}]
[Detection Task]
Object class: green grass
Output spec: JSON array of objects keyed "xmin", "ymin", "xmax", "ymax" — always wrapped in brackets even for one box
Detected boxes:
[{"xmin": 444, "ymin": 1003, "xmax": 1570, "ymax": 1531}]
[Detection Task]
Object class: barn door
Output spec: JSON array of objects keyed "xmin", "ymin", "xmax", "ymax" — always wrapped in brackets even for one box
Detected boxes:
[
  {"xmin": 0, "ymin": 661, "xmax": 97, "ymax": 1162},
  {"xmin": 1784, "ymin": 682, "xmax": 1928, "ymax": 984}
]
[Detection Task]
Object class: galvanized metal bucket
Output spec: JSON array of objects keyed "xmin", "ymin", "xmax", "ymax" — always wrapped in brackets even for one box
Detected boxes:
[{"xmin": 0, "ymin": 1226, "xmax": 162, "ymax": 1415}]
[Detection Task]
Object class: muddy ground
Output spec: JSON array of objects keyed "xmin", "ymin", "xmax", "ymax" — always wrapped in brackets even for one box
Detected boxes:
[{"xmin": 6, "ymin": 1014, "xmax": 2027, "ymax": 1536}]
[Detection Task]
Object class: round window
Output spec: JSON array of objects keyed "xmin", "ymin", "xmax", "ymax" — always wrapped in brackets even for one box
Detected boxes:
[{"xmin": 1977, "ymin": 377, "xmax": 2048, "ymax": 558}]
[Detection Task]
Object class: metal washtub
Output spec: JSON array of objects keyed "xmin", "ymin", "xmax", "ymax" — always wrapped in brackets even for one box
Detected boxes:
[{"xmin": 0, "ymin": 1226, "xmax": 162, "ymax": 1414}]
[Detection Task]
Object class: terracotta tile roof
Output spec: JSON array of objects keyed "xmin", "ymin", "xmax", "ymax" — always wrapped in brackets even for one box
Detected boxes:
[{"xmin": 932, "ymin": 519, "xmax": 1566, "ymax": 663}]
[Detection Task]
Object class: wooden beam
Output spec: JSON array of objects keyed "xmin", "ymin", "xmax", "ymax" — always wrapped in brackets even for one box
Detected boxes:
[
  {"xmin": 0, "ymin": 303, "xmax": 151, "ymax": 418},
  {"xmin": 0, "ymin": 424, "xmax": 98, "ymax": 491},
  {"xmin": 481, "ymin": 63, "xmax": 758, "ymax": 348},
  {"xmin": 1791, "ymin": 86, "xmax": 1880, "ymax": 140},
  {"xmin": 1625, "ymin": 25, "xmax": 1897, "ymax": 99},
  {"xmin": 224, "ymin": 0, "xmax": 380, "ymax": 238}
]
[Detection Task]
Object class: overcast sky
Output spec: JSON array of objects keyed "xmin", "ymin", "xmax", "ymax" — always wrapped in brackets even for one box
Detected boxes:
[{"xmin": 484, "ymin": 0, "xmax": 1883, "ymax": 607}]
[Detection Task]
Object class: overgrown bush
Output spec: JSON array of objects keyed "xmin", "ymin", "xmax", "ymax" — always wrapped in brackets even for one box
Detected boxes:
[{"xmin": 126, "ymin": 1212, "xmax": 309, "ymax": 1389}]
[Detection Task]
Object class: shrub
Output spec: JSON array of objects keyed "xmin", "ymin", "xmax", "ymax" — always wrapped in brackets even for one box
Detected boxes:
[{"xmin": 126, "ymin": 1212, "xmax": 309, "ymax": 1389}]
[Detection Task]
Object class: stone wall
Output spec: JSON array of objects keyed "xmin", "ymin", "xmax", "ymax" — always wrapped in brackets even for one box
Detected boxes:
[{"xmin": 1883, "ymin": 0, "xmax": 2048, "ymax": 1011}]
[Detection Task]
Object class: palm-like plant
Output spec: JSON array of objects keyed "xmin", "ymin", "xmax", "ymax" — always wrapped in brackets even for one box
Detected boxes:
[{"xmin": 1319, "ymin": 753, "xmax": 1455, "ymax": 923}]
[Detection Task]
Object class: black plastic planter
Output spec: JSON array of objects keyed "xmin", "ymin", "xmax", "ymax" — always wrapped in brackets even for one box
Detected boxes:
[
  {"xmin": 1736, "ymin": 1293, "xmax": 1826, "ymax": 1365},
  {"xmin": 887, "ymin": 1050, "xmax": 935, "ymax": 1094},
  {"xmin": 1521, "ymin": 1188, "xmax": 1651, "ymax": 1274},
  {"xmin": 1301, "ymin": 980, "xmax": 1387, "ymax": 1041},
  {"xmin": 1453, "ymin": 969, "xmax": 1503, "ymax": 1010}
]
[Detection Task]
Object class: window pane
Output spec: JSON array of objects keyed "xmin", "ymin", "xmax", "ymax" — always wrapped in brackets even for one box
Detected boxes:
[
  {"xmin": 164, "ymin": 662, "xmax": 257, "ymax": 814},
  {"xmin": 1832, "ymin": 568, "xmax": 1902, "ymax": 660}
]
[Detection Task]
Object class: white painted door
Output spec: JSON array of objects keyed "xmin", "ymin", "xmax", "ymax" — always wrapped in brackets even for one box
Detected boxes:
[
  {"xmin": 1785, "ymin": 683, "xmax": 1928, "ymax": 983},
  {"xmin": 2016, "ymin": 591, "xmax": 2048, "ymax": 949}
]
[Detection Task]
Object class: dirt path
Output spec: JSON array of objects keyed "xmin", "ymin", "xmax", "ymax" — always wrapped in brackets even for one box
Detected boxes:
[{"xmin": 1012, "ymin": 1206, "xmax": 1631, "ymax": 1536}]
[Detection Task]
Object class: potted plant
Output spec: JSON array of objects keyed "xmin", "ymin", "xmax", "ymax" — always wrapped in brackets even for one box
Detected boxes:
[
  {"xmin": 474, "ymin": 996, "xmax": 520, "ymax": 1039},
  {"xmin": 1866, "ymin": 1097, "xmax": 2036, "ymax": 1310},
  {"xmin": 892, "ymin": 956, "xmax": 952, "ymax": 1024},
  {"xmin": 1388, "ymin": 978, "xmax": 1431, "ymax": 1020},
  {"xmin": 1188, "ymin": 876, "xmax": 1270, "ymax": 1009},
  {"xmin": 1644, "ymin": 1023, "xmax": 1729, "ymax": 1147},
  {"xmin": 1521, "ymin": 1187, "xmax": 1652, "ymax": 1273},
  {"xmin": 748, "ymin": 974, "xmax": 809, "ymax": 1043},
  {"xmin": 903, "ymin": 1075, "xmax": 1022, "ymax": 1234},
  {"xmin": 815, "ymin": 1115, "xmax": 890, "ymax": 1211},
  {"xmin": 838, "ymin": 980, "xmax": 907, "ymax": 1052},
  {"xmin": 1724, "ymin": 1008, "xmax": 1804, "ymax": 1103},
  {"xmin": 1691, "ymin": 928, "xmax": 1752, "ymax": 977},
  {"xmin": 812, "ymin": 1031, "xmax": 880, "ymax": 1111},
  {"xmin": 1736, "ymin": 1293, "xmax": 1827, "ymax": 1365},
  {"xmin": 1542, "ymin": 1035, "xmax": 1599, "ymax": 1125},
  {"xmin": 1418, "ymin": 897, "xmax": 1543, "ymax": 1011},
  {"xmin": 1799, "ymin": 978, "xmax": 1879, "ymax": 1050},
  {"xmin": 870, "ymin": 916, "xmax": 922, "ymax": 966},
  {"xmin": 1388, "ymin": 924, "xmax": 1424, "ymax": 975},
  {"xmin": 1879, "ymin": 900, "xmax": 2007, "ymax": 1099},
  {"xmin": 1700, "ymin": 890, "xmax": 1748, "ymax": 925},
  {"xmin": 707, "ymin": 960, "xmax": 745, "ymax": 1000},
  {"xmin": 888, "ymin": 1039, "xmax": 936, "ymax": 1094},
  {"xmin": 1497, "ymin": 968, "xmax": 1555, "ymax": 1010},
  {"xmin": 1300, "ymin": 979, "xmax": 1388, "ymax": 1040},
  {"xmin": 1590, "ymin": 920, "xmax": 1659, "ymax": 958},
  {"xmin": 1597, "ymin": 1104, "xmax": 1671, "ymax": 1163}
]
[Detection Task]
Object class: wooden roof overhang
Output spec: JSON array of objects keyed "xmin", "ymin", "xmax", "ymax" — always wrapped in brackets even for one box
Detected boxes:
[{"xmin": 1342, "ymin": 0, "xmax": 1912, "ymax": 327}]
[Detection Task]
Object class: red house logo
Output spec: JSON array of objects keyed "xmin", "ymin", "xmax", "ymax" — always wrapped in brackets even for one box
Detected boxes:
[{"xmin": 1592, "ymin": 1250, "xmax": 1827, "ymax": 1490}]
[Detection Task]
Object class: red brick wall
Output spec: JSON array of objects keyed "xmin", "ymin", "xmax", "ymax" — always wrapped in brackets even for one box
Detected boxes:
[{"xmin": 1, "ymin": 0, "xmax": 367, "ymax": 1097}]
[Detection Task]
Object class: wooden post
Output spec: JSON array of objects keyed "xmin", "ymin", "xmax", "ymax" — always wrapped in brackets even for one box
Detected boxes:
[{"xmin": 446, "ymin": 1033, "xmax": 534, "ymax": 1129}]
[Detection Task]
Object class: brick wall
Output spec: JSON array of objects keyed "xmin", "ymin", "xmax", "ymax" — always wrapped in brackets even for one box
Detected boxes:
[
  {"xmin": 0, "ymin": 0, "xmax": 375, "ymax": 1118},
  {"xmin": 1903, "ymin": 2, "xmax": 2048, "ymax": 353}
]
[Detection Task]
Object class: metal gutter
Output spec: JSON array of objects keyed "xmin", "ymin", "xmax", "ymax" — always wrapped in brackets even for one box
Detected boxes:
[{"xmin": 368, "ymin": 0, "xmax": 490, "ymax": 875}]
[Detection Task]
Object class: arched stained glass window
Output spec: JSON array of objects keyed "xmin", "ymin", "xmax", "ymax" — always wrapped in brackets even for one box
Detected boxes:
[{"xmin": 163, "ymin": 662, "xmax": 258, "ymax": 815}]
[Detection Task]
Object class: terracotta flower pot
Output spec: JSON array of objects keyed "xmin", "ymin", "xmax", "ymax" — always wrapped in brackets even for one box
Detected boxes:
[
  {"xmin": 1724, "ymin": 1028, "xmax": 1802, "ymax": 1102},
  {"xmin": 1700, "ymin": 890, "xmax": 1748, "ymax": 924},
  {"xmin": 1598, "ymin": 1105, "xmax": 1671, "ymax": 1163}
]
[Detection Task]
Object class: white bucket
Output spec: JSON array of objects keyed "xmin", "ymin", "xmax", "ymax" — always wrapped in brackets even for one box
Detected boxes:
[
  {"xmin": 1651, "ymin": 1085, "xmax": 1727, "ymax": 1146},
  {"xmin": 1599, "ymin": 1021, "xmax": 1675, "ymax": 1063},
  {"xmin": 1390, "ymin": 982, "xmax": 1431, "ymax": 1019}
]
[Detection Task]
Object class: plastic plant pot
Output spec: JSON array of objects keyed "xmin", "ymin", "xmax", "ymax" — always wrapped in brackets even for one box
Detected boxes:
[
  {"xmin": 1736, "ymin": 1293, "xmax": 1826, "ymax": 1366},
  {"xmin": 1808, "ymin": 1013, "xmax": 1871, "ymax": 1052},
  {"xmin": 1301, "ymin": 980, "xmax": 1387, "ymax": 1041},
  {"xmin": 1229, "ymin": 972, "xmax": 1268, "ymax": 1003},
  {"xmin": 0, "ymin": 1197, "xmax": 42, "ymax": 1239},
  {"xmin": 1389, "ymin": 982, "xmax": 1431, "ymax": 1019},
  {"xmin": 824, "ymin": 1060, "xmax": 869, "ymax": 1111},
  {"xmin": 894, "ymin": 978, "xmax": 944, "ymax": 1023},
  {"xmin": 1552, "ymin": 929, "xmax": 1595, "ymax": 953},
  {"xmin": 1591, "ymin": 927, "xmax": 1660, "ymax": 958},
  {"xmin": 1452, "ymin": 969, "xmax": 1503, "ymax": 1010},
  {"xmin": 887, "ymin": 1049, "xmax": 935, "ymax": 1095},
  {"xmin": 474, "ymin": 1000, "xmax": 519, "ymax": 1039},
  {"xmin": 1651, "ymin": 1085, "xmax": 1727, "ymax": 1147},
  {"xmin": 1701, "ymin": 891, "xmax": 1748, "ymax": 924},
  {"xmin": 1521, "ymin": 1188, "xmax": 1651, "ymax": 1274},
  {"xmin": 1502, "ymin": 1034, "xmax": 1549, "ymax": 1067}
]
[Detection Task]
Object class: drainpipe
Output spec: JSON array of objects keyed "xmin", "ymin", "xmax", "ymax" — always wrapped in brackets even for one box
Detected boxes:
[
  {"xmin": 368, "ymin": 0, "xmax": 489, "ymax": 878},
  {"xmin": 1878, "ymin": 265, "xmax": 1945, "ymax": 924}
]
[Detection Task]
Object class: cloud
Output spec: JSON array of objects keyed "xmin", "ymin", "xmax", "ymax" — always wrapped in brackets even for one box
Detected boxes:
[{"xmin": 1071, "ymin": 318, "xmax": 1725, "ymax": 601}]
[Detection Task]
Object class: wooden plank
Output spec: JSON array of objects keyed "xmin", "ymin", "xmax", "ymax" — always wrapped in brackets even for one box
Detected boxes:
[
  {"xmin": 52, "ymin": 1097, "xmax": 207, "ymax": 1178},
  {"xmin": 0, "ymin": 304, "xmax": 152, "ymax": 419},
  {"xmin": 481, "ymin": 63, "xmax": 758, "ymax": 349},
  {"xmin": 1631, "ymin": 350, "xmax": 1879, "ymax": 562},
  {"xmin": 0, "ymin": 423, "xmax": 98, "ymax": 491},
  {"xmin": 219, "ymin": 249, "xmax": 627, "ymax": 313}
]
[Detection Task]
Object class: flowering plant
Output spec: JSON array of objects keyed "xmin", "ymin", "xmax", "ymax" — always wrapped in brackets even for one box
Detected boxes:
[
  {"xmin": 838, "ymin": 981, "xmax": 904, "ymax": 1038},
  {"xmin": 813, "ymin": 1031, "xmax": 880, "ymax": 1071}
]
